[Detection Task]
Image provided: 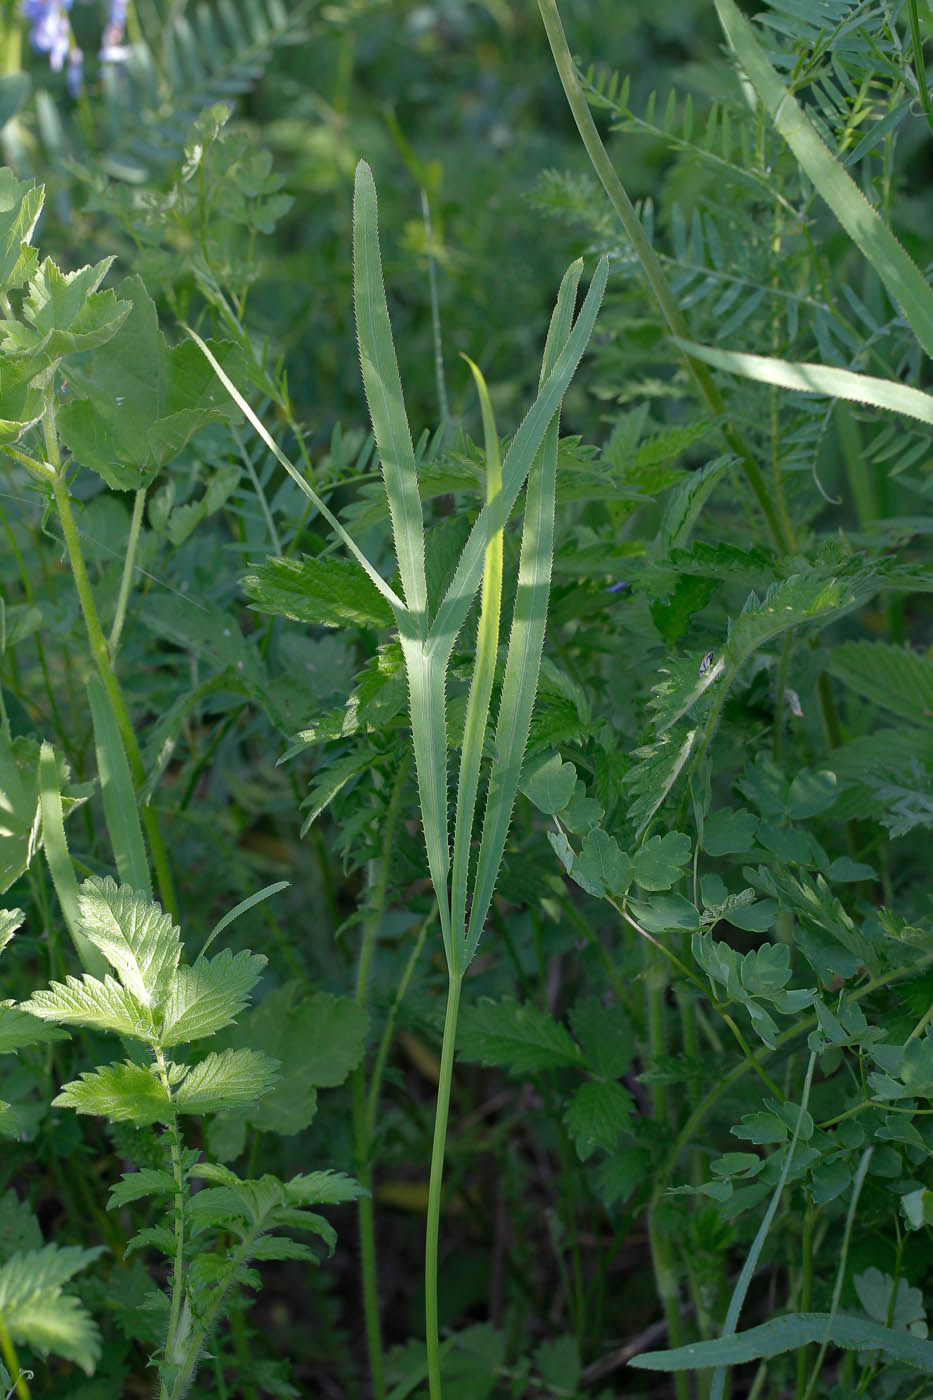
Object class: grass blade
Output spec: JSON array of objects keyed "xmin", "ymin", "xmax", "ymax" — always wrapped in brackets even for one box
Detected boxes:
[
  {"xmin": 463, "ymin": 258, "xmax": 583, "ymax": 965},
  {"xmin": 353, "ymin": 160, "xmax": 428, "ymax": 628},
  {"xmin": 676, "ymin": 340, "xmax": 933, "ymax": 425},
  {"xmin": 427, "ymin": 255, "xmax": 607, "ymax": 667},
  {"xmin": 714, "ymin": 0, "xmax": 933, "ymax": 359},
  {"xmin": 87, "ymin": 672, "xmax": 152, "ymax": 899},
  {"xmin": 37, "ymin": 743, "xmax": 107, "ymax": 977},
  {"xmin": 401, "ymin": 642, "xmax": 453, "ymax": 957},
  {"xmin": 450, "ymin": 357, "xmax": 504, "ymax": 970}
]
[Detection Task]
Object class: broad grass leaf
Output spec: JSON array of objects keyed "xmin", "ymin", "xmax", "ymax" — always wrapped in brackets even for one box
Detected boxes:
[
  {"xmin": 457, "ymin": 997, "xmax": 582, "ymax": 1072},
  {"xmin": 677, "ymin": 341, "xmax": 933, "ymax": 425},
  {"xmin": 243, "ymin": 554, "xmax": 394, "ymax": 630},
  {"xmin": 54, "ymin": 1061, "xmax": 172, "ymax": 1126},
  {"xmin": 76, "ymin": 877, "xmax": 180, "ymax": 1010},
  {"xmin": 87, "ymin": 673, "xmax": 152, "ymax": 900},
  {"xmin": 631, "ymin": 1312, "xmax": 933, "ymax": 1371},
  {"xmin": 173, "ymin": 1048, "xmax": 279, "ymax": 1115},
  {"xmin": 159, "ymin": 949, "xmax": 267, "ymax": 1047},
  {"xmin": 563, "ymin": 1079, "xmax": 633, "ymax": 1159}
]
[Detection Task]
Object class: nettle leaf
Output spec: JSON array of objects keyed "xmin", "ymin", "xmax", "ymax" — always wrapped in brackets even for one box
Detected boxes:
[
  {"xmin": 54, "ymin": 1061, "xmax": 172, "ymax": 1126},
  {"xmin": 57, "ymin": 275, "xmax": 244, "ymax": 491},
  {"xmin": 76, "ymin": 878, "xmax": 180, "ymax": 1011},
  {"xmin": 563, "ymin": 1080, "xmax": 633, "ymax": 1159},
  {"xmin": 21, "ymin": 975, "xmax": 156, "ymax": 1041},
  {"xmin": 0, "ymin": 1243, "xmax": 104, "ymax": 1375},
  {"xmin": 243, "ymin": 554, "xmax": 394, "ymax": 630},
  {"xmin": 159, "ymin": 948, "xmax": 267, "ymax": 1048},
  {"xmin": 1, "ymin": 256, "xmax": 130, "ymax": 358},
  {"xmin": 569, "ymin": 998, "xmax": 635, "ymax": 1079},
  {"xmin": 458, "ymin": 998, "xmax": 582, "ymax": 1072},
  {"xmin": 173, "ymin": 1048, "xmax": 279, "ymax": 1115},
  {"xmin": 632, "ymin": 831, "xmax": 691, "ymax": 890},
  {"xmin": 571, "ymin": 828, "xmax": 633, "ymax": 897},
  {"xmin": 520, "ymin": 752, "xmax": 578, "ymax": 815}
]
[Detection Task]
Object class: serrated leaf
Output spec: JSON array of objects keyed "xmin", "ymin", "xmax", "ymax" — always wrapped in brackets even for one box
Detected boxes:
[
  {"xmin": 569, "ymin": 997, "xmax": 635, "ymax": 1079},
  {"xmin": 173, "ymin": 1048, "xmax": 279, "ymax": 1115},
  {"xmin": 107, "ymin": 1168, "xmax": 178, "ymax": 1210},
  {"xmin": 75, "ymin": 877, "xmax": 180, "ymax": 1010},
  {"xmin": 2, "ymin": 256, "xmax": 130, "ymax": 358},
  {"xmin": 0, "ymin": 171, "xmax": 42, "ymax": 293},
  {"xmin": 159, "ymin": 948, "xmax": 267, "ymax": 1047},
  {"xmin": 563, "ymin": 1079, "xmax": 633, "ymax": 1159},
  {"xmin": 54, "ymin": 1061, "xmax": 171, "ymax": 1126},
  {"xmin": 632, "ymin": 831, "xmax": 691, "ymax": 890},
  {"xmin": 828, "ymin": 642, "xmax": 933, "ymax": 725},
  {"xmin": 520, "ymin": 752, "xmax": 578, "ymax": 815},
  {"xmin": 21, "ymin": 974, "xmax": 156, "ymax": 1041},
  {"xmin": 457, "ymin": 998, "xmax": 582, "ymax": 1072},
  {"xmin": 284, "ymin": 1171, "xmax": 367, "ymax": 1206},
  {"xmin": 243, "ymin": 554, "xmax": 394, "ymax": 630},
  {"xmin": 0, "ymin": 1002, "xmax": 67, "ymax": 1054}
]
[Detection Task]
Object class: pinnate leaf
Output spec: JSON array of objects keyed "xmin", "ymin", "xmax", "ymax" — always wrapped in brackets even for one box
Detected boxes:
[{"xmin": 458, "ymin": 998, "xmax": 582, "ymax": 1072}]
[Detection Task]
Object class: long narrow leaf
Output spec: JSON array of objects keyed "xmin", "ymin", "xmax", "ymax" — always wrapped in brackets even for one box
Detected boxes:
[
  {"xmin": 631, "ymin": 1312, "xmax": 933, "ymax": 1373},
  {"xmin": 677, "ymin": 340, "xmax": 933, "ymax": 426},
  {"xmin": 464, "ymin": 259, "xmax": 583, "ymax": 965},
  {"xmin": 427, "ymin": 255, "xmax": 608, "ymax": 665},
  {"xmin": 185, "ymin": 326, "xmax": 408, "ymax": 623},
  {"xmin": 87, "ymin": 673, "xmax": 151, "ymax": 899},
  {"xmin": 353, "ymin": 160, "xmax": 428, "ymax": 627},
  {"xmin": 714, "ymin": 0, "xmax": 933, "ymax": 359},
  {"xmin": 37, "ymin": 744, "xmax": 107, "ymax": 978},
  {"xmin": 450, "ymin": 358, "xmax": 504, "ymax": 970},
  {"xmin": 402, "ymin": 642, "xmax": 453, "ymax": 957}
]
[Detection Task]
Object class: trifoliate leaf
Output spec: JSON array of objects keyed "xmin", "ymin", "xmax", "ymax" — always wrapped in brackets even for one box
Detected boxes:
[
  {"xmin": 243, "ymin": 554, "xmax": 393, "ymax": 630},
  {"xmin": 173, "ymin": 1048, "xmax": 279, "ymax": 1115},
  {"xmin": 563, "ymin": 1080, "xmax": 633, "ymax": 1159},
  {"xmin": 76, "ymin": 878, "xmax": 180, "ymax": 1010},
  {"xmin": 21, "ymin": 974, "xmax": 156, "ymax": 1041},
  {"xmin": 571, "ymin": 828, "xmax": 633, "ymax": 898},
  {"xmin": 159, "ymin": 948, "xmax": 267, "ymax": 1047},
  {"xmin": 458, "ymin": 998, "xmax": 582, "ymax": 1073},
  {"xmin": 520, "ymin": 752, "xmax": 578, "ymax": 815},
  {"xmin": 54, "ymin": 1061, "xmax": 172, "ymax": 1126},
  {"xmin": 702, "ymin": 807, "xmax": 759, "ymax": 855},
  {"xmin": 632, "ymin": 831, "xmax": 691, "ymax": 890}
]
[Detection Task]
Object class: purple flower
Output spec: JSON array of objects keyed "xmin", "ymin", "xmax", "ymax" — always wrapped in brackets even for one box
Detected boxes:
[
  {"xmin": 66, "ymin": 43, "xmax": 83, "ymax": 96},
  {"xmin": 101, "ymin": 0, "xmax": 129, "ymax": 61},
  {"xmin": 21, "ymin": 0, "xmax": 73, "ymax": 72}
]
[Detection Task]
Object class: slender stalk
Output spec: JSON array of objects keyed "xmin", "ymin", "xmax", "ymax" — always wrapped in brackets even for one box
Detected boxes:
[
  {"xmin": 0, "ymin": 1315, "xmax": 30, "ymax": 1400},
  {"xmin": 425, "ymin": 970, "xmax": 463, "ymax": 1400},
  {"xmin": 154, "ymin": 1048, "xmax": 187, "ymax": 1400},
  {"xmin": 535, "ymin": 0, "xmax": 792, "ymax": 555},
  {"xmin": 45, "ymin": 412, "xmax": 177, "ymax": 919},
  {"xmin": 108, "ymin": 486, "xmax": 146, "ymax": 655}
]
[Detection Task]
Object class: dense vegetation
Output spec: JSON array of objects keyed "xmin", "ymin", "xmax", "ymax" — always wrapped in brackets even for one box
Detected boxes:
[{"xmin": 0, "ymin": 1, "xmax": 932, "ymax": 1397}]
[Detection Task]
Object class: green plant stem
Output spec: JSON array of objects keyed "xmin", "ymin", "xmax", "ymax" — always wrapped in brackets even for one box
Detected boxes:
[
  {"xmin": 794, "ymin": 1204, "xmax": 815, "ymax": 1398},
  {"xmin": 0, "ymin": 1314, "xmax": 30, "ymax": 1400},
  {"xmin": 536, "ymin": 0, "xmax": 793, "ymax": 555},
  {"xmin": 46, "ymin": 431, "xmax": 177, "ymax": 920},
  {"xmin": 153, "ymin": 1048, "xmax": 188, "ymax": 1399},
  {"xmin": 351, "ymin": 757, "xmax": 411, "ymax": 1400},
  {"xmin": 426, "ymin": 970, "xmax": 463, "ymax": 1400},
  {"xmin": 108, "ymin": 486, "xmax": 146, "ymax": 655}
]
